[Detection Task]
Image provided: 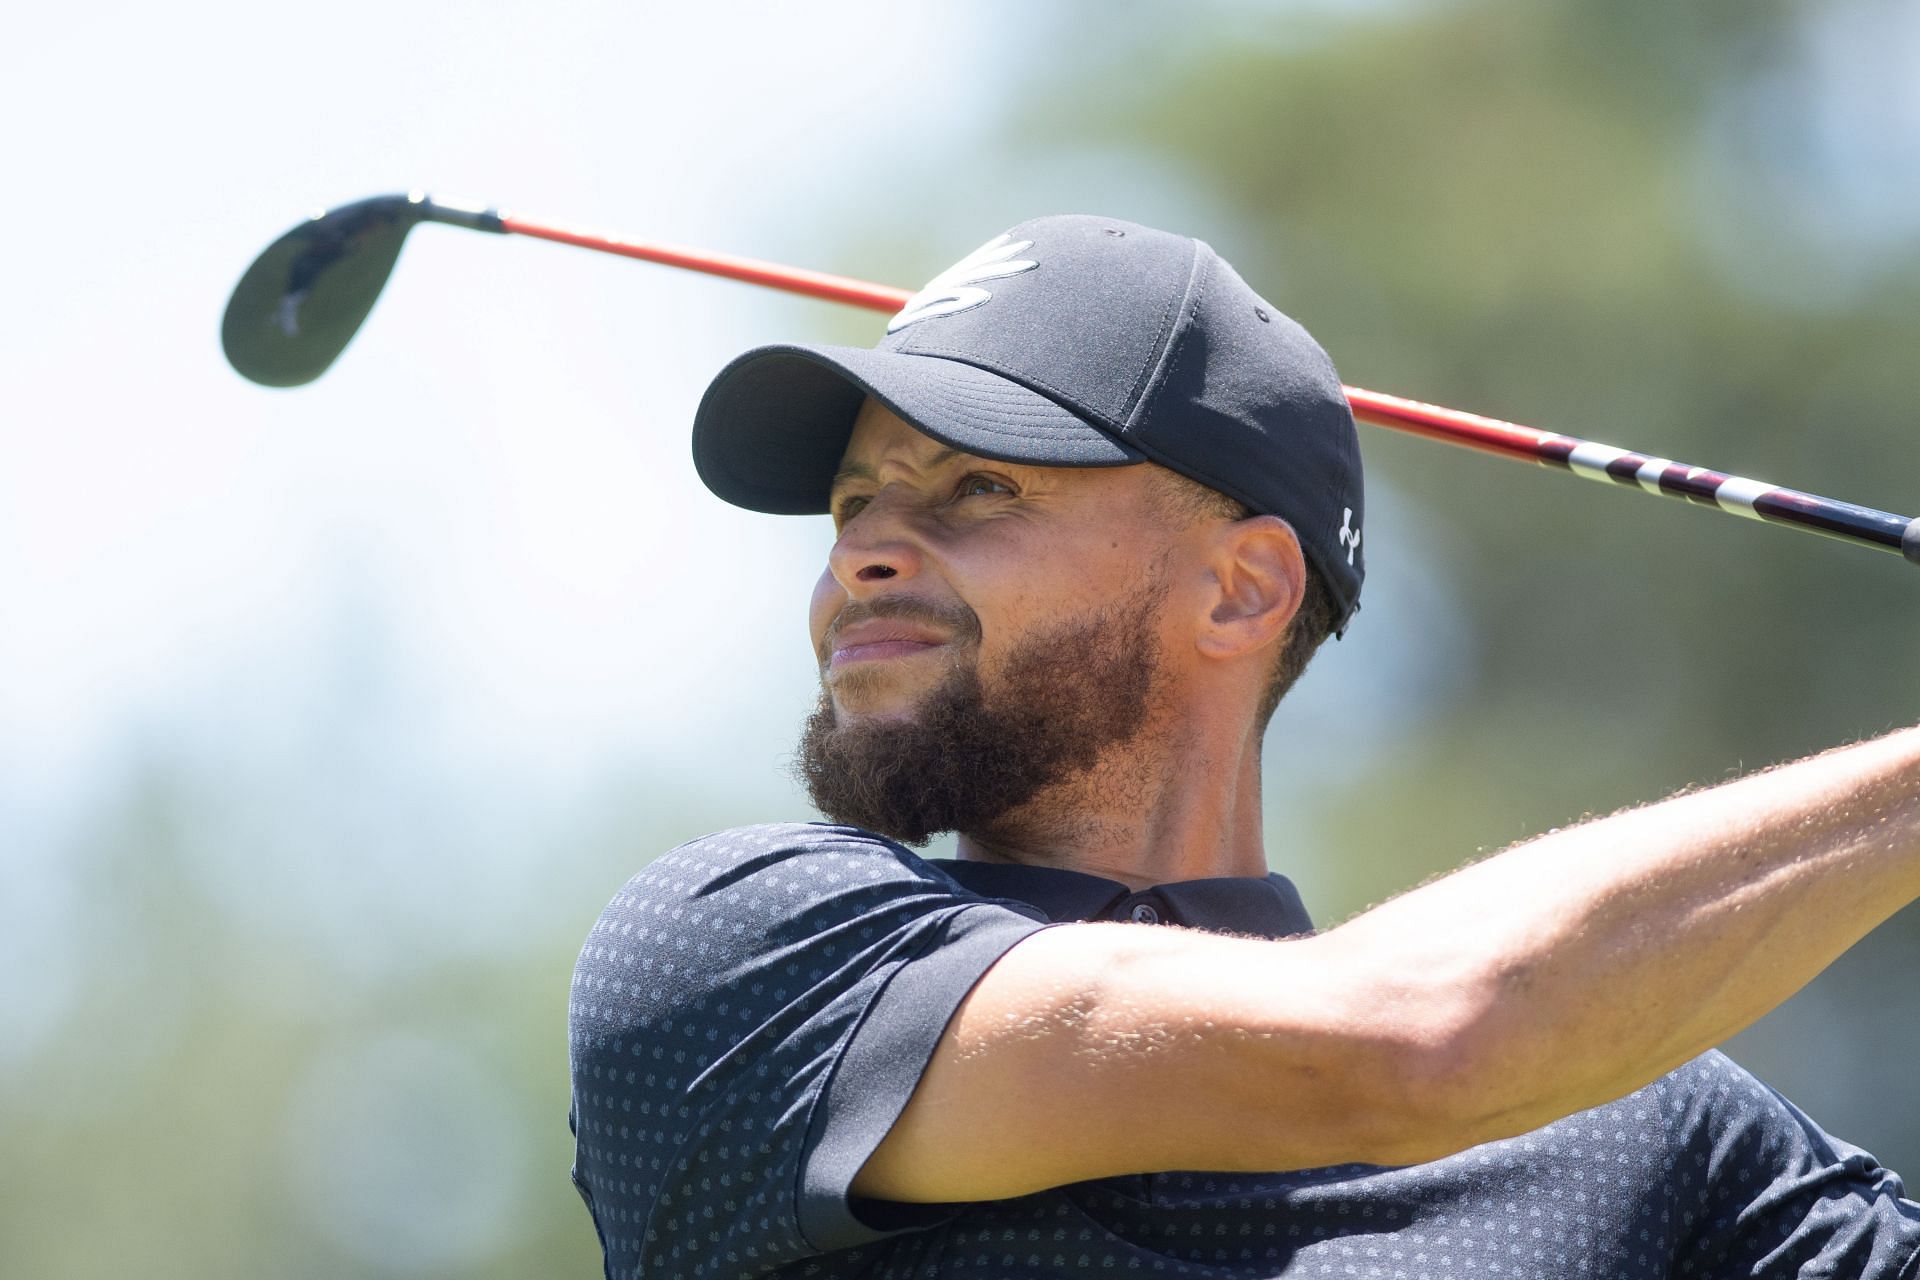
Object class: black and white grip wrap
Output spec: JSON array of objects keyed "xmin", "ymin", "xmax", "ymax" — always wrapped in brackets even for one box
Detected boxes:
[{"xmin": 1539, "ymin": 437, "xmax": 1918, "ymax": 563}]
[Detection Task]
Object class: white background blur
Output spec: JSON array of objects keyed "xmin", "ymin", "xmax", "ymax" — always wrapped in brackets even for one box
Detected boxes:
[{"xmin": 5, "ymin": 1, "xmax": 1919, "ymax": 1275}]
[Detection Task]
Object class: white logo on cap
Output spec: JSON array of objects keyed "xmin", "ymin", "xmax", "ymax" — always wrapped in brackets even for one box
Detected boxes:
[
  {"xmin": 1339, "ymin": 507, "xmax": 1362, "ymax": 565},
  {"xmin": 887, "ymin": 233, "xmax": 1038, "ymax": 333}
]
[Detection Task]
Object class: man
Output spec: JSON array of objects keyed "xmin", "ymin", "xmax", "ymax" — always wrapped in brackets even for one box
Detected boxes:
[{"xmin": 569, "ymin": 215, "xmax": 1920, "ymax": 1278}]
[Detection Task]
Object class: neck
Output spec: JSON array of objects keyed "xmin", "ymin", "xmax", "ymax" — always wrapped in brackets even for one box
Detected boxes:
[{"xmin": 955, "ymin": 720, "xmax": 1269, "ymax": 890}]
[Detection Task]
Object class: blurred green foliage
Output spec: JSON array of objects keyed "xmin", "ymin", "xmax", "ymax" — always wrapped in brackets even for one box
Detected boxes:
[
  {"xmin": 1037, "ymin": 0, "xmax": 1920, "ymax": 1177},
  {"xmin": 10, "ymin": 2, "xmax": 1919, "ymax": 1276}
]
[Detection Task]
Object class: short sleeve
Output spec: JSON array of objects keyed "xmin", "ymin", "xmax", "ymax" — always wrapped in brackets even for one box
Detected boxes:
[
  {"xmin": 1664, "ymin": 1052, "xmax": 1920, "ymax": 1278},
  {"xmin": 567, "ymin": 823, "xmax": 1048, "ymax": 1279}
]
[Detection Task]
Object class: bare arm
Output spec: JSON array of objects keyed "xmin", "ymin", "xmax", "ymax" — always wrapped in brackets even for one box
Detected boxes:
[{"xmin": 852, "ymin": 726, "xmax": 1920, "ymax": 1203}]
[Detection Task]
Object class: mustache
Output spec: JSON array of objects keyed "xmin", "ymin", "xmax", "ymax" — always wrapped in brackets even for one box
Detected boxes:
[{"xmin": 817, "ymin": 596, "xmax": 983, "ymax": 666}]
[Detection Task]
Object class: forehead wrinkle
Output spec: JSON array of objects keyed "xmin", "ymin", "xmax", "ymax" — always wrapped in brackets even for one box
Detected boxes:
[{"xmin": 831, "ymin": 445, "xmax": 969, "ymax": 489}]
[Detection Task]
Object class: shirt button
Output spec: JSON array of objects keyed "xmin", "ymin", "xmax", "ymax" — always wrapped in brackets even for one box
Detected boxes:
[{"xmin": 1129, "ymin": 902, "xmax": 1161, "ymax": 924}]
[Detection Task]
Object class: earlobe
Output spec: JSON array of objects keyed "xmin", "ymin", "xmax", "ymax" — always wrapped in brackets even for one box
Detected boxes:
[{"xmin": 1199, "ymin": 517, "xmax": 1305, "ymax": 661}]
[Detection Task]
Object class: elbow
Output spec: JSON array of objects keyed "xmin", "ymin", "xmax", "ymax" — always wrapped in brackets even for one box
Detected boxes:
[
  {"xmin": 1314, "ymin": 965, "xmax": 1535, "ymax": 1169},
  {"xmin": 1357, "ymin": 1033, "xmax": 1510, "ymax": 1167},
  {"xmin": 1376, "ymin": 983, "xmax": 1560, "ymax": 1167}
]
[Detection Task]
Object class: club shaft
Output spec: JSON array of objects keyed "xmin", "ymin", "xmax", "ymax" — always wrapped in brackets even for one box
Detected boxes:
[
  {"xmin": 499, "ymin": 211, "xmax": 1920, "ymax": 566},
  {"xmin": 1345, "ymin": 389, "xmax": 1920, "ymax": 562},
  {"xmin": 501, "ymin": 215, "xmax": 914, "ymax": 312}
]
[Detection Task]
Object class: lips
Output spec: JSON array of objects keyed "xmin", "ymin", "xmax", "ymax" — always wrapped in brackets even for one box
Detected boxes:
[{"xmin": 827, "ymin": 618, "xmax": 950, "ymax": 668}]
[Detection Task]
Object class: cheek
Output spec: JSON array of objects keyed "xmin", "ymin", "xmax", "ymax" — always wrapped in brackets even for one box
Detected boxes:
[
  {"xmin": 989, "ymin": 547, "xmax": 1165, "ymax": 650},
  {"xmin": 809, "ymin": 568, "xmax": 844, "ymax": 654}
]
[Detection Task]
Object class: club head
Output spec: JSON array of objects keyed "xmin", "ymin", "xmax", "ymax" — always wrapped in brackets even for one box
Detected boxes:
[{"xmin": 222, "ymin": 194, "xmax": 435, "ymax": 387}]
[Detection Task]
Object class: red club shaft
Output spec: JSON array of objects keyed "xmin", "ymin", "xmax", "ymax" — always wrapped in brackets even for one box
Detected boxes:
[
  {"xmin": 501, "ymin": 215, "xmax": 914, "ymax": 313},
  {"xmin": 502, "ymin": 216, "xmax": 1575, "ymax": 462},
  {"xmin": 1341, "ymin": 388, "xmax": 1559, "ymax": 462},
  {"xmin": 497, "ymin": 212, "xmax": 1919, "ymax": 566}
]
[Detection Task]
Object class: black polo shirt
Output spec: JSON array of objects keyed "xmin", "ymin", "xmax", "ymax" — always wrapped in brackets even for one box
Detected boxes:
[{"xmin": 568, "ymin": 823, "xmax": 1920, "ymax": 1279}]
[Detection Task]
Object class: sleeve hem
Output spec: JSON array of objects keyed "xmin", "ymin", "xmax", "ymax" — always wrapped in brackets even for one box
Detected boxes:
[{"xmin": 794, "ymin": 903, "xmax": 1053, "ymax": 1252}]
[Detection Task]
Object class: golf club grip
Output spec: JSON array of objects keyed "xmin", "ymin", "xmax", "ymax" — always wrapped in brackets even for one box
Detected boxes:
[
  {"xmin": 496, "ymin": 211, "xmax": 1917, "ymax": 562},
  {"xmin": 1350, "ymin": 389, "xmax": 1916, "ymax": 560}
]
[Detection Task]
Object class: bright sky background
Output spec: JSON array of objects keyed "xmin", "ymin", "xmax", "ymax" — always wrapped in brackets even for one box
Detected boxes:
[
  {"xmin": 5, "ymin": 2, "xmax": 998, "ymax": 806},
  {"xmin": 38, "ymin": 0, "xmax": 1828, "ymax": 1081},
  {"xmin": 8, "ymin": 0, "xmax": 1916, "ymax": 1047},
  {"xmin": 2, "ymin": 0, "xmax": 1019, "ymax": 1056},
  {"xmin": 4, "ymin": 3, "xmax": 1918, "ymax": 1270}
]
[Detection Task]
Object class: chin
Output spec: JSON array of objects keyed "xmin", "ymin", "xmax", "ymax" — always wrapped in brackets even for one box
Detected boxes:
[{"xmin": 825, "ymin": 670, "xmax": 936, "ymax": 720}]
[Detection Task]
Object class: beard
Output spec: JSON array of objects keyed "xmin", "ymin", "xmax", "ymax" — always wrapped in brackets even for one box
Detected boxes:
[{"xmin": 795, "ymin": 576, "xmax": 1166, "ymax": 846}]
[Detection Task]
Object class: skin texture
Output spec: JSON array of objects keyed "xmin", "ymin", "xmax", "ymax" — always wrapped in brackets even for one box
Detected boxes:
[
  {"xmin": 815, "ymin": 399, "xmax": 1920, "ymax": 1206},
  {"xmin": 812, "ymin": 398, "xmax": 1305, "ymax": 886},
  {"xmin": 795, "ymin": 568, "xmax": 1167, "ymax": 846}
]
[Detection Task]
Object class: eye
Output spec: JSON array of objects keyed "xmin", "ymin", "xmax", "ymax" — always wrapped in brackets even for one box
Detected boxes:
[
  {"xmin": 831, "ymin": 494, "xmax": 870, "ymax": 529},
  {"xmin": 955, "ymin": 473, "xmax": 1014, "ymax": 500}
]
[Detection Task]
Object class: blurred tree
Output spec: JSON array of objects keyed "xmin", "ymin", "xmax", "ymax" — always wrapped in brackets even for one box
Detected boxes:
[
  {"xmin": 0, "ymin": 757, "xmax": 604, "ymax": 1279},
  {"xmin": 1013, "ymin": 0, "xmax": 1920, "ymax": 1173},
  {"xmin": 11, "ymin": 7, "xmax": 1919, "ymax": 1277}
]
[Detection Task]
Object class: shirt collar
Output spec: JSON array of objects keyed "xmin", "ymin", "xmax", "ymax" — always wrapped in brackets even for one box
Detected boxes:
[{"xmin": 932, "ymin": 858, "xmax": 1315, "ymax": 939}]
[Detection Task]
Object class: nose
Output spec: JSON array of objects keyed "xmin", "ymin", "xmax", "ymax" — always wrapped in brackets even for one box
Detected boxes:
[{"xmin": 825, "ymin": 491, "xmax": 926, "ymax": 596}]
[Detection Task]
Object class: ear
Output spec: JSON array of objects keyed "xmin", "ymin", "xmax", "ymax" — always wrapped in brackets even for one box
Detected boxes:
[{"xmin": 1194, "ymin": 515, "xmax": 1305, "ymax": 664}]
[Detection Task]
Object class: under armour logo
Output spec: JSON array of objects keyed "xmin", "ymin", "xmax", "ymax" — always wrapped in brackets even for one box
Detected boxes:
[
  {"xmin": 1339, "ymin": 507, "xmax": 1361, "ymax": 565},
  {"xmin": 274, "ymin": 290, "xmax": 308, "ymax": 336},
  {"xmin": 887, "ymin": 233, "xmax": 1038, "ymax": 333}
]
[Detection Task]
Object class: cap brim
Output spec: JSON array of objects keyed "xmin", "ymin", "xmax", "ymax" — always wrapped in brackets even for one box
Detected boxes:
[{"xmin": 692, "ymin": 344, "xmax": 1143, "ymax": 515}]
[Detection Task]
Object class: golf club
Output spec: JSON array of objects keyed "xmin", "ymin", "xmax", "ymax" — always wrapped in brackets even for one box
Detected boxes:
[{"xmin": 223, "ymin": 192, "xmax": 1920, "ymax": 567}]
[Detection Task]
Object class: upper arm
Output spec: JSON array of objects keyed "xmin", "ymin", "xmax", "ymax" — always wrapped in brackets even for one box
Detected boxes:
[
  {"xmin": 569, "ymin": 826, "xmax": 1053, "ymax": 1263},
  {"xmin": 851, "ymin": 919, "xmax": 1460, "ymax": 1205}
]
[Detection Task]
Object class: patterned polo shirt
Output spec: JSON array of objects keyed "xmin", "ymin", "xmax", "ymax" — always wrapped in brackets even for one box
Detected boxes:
[{"xmin": 568, "ymin": 823, "xmax": 1920, "ymax": 1279}]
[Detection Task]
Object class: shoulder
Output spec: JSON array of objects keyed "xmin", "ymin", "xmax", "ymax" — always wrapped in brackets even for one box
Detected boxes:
[
  {"xmin": 1651, "ymin": 1051, "xmax": 1804, "ymax": 1152},
  {"xmin": 1655, "ymin": 1050, "xmax": 1827, "ymax": 1136},
  {"xmin": 648, "ymin": 821, "xmax": 934, "ymax": 879},
  {"xmin": 575, "ymin": 823, "xmax": 1027, "ymax": 1011},
  {"xmin": 610, "ymin": 821, "xmax": 976, "ymax": 921},
  {"xmin": 569, "ymin": 825, "xmax": 1056, "ymax": 1267},
  {"xmin": 1653, "ymin": 1050, "xmax": 1911, "ymax": 1199},
  {"xmin": 1651, "ymin": 1059, "xmax": 1920, "ymax": 1271}
]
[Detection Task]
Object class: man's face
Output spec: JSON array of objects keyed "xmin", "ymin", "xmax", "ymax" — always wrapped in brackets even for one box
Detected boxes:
[{"xmin": 797, "ymin": 399, "xmax": 1191, "ymax": 844}]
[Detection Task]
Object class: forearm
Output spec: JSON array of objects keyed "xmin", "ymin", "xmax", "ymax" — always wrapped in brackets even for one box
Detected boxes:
[
  {"xmin": 1329, "ymin": 724, "xmax": 1920, "ymax": 1159},
  {"xmin": 846, "ymin": 728, "xmax": 1920, "ymax": 1200}
]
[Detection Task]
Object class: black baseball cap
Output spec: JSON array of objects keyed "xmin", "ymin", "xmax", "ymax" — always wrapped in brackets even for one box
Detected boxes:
[{"xmin": 692, "ymin": 214, "xmax": 1366, "ymax": 632}]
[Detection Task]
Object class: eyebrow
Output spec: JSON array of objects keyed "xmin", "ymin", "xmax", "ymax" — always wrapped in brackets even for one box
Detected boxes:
[{"xmin": 830, "ymin": 446, "xmax": 968, "ymax": 489}]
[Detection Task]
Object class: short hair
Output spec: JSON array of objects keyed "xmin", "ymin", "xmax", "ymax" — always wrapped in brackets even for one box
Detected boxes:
[{"xmin": 1145, "ymin": 467, "xmax": 1336, "ymax": 732}]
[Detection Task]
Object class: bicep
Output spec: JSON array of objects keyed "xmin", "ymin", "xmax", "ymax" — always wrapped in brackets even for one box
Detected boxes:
[{"xmin": 851, "ymin": 921, "xmax": 1447, "ymax": 1204}]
